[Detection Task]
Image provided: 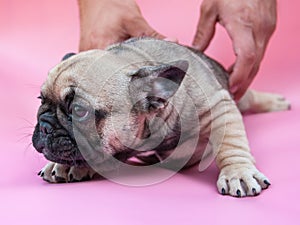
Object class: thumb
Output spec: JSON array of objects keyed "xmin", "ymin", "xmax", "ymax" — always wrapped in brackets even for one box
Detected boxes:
[{"xmin": 192, "ymin": 7, "xmax": 217, "ymax": 51}]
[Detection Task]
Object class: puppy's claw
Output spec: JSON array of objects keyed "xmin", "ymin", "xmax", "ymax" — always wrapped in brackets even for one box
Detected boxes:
[
  {"xmin": 51, "ymin": 170, "xmax": 56, "ymax": 176},
  {"xmin": 252, "ymin": 188, "xmax": 257, "ymax": 196},
  {"xmin": 37, "ymin": 171, "xmax": 41, "ymax": 176},
  {"xmin": 264, "ymin": 180, "xmax": 271, "ymax": 186},
  {"xmin": 221, "ymin": 188, "xmax": 226, "ymax": 195},
  {"xmin": 236, "ymin": 190, "xmax": 241, "ymax": 197},
  {"xmin": 69, "ymin": 174, "xmax": 74, "ymax": 182}
]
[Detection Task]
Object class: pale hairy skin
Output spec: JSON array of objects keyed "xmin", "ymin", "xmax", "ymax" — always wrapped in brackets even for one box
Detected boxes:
[
  {"xmin": 193, "ymin": 0, "xmax": 277, "ymax": 100},
  {"xmin": 34, "ymin": 38, "xmax": 289, "ymax": 197},
  {"xmin": 78, "ymin": 0, "xmax": 165, "ymax": 51}
]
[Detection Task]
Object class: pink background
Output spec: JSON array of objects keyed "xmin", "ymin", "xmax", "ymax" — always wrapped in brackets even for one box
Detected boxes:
[{"xmin": 1, "ymin": 0, "xmax": 300, "ymax": 224}]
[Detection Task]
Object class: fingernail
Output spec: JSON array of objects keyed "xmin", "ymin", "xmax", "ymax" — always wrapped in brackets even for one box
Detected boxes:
[
  {"xmin": 230, "ymin": 85, "xmax": 239, "ymax": 94},
  {"xmin": 236, "ymin": 190, "xmax": 241, "ymax": 197},
  {"xmin": 264, "ymin": 180, "xmax": 271, "ymax": 186},
  {"xmin": 192, "ymin": 44, "xmax": 201, "ymax": 50},
  {"xmin": 164, "ymin": 37, "xmax": 178, "ymax": 43}
]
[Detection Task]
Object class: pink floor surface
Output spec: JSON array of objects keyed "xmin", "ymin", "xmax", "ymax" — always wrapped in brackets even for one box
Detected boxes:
[{"xmin": 1, "ymin": 0, "xmax": 300, "ymax": 224}]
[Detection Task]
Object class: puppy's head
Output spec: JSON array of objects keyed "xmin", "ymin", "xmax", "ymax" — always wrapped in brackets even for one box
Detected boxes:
[{"xmin": 32, "ymin": 50, "xmax": 188, "ymax": 167}]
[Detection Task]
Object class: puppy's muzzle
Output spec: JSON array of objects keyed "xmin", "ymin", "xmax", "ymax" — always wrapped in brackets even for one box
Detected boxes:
[
  {"xmin": 39, "ymin": 112, "xmax": 56, "ymax": 135},
  {"xmin": 32, "ymin": 111, "xmax": 85, "ymax": 166}
]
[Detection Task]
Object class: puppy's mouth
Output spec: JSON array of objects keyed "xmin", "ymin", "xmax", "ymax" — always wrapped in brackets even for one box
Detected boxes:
[{"xmin": 32, "ymin": 124, "xmax": 87, "ymax": 166}]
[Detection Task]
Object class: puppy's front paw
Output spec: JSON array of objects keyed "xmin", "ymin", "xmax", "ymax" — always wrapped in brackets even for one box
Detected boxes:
[
  {"xmin": 217, "ymin": 164, "xmax": 271, "ymax": 197},
  {"xmin": 37, "ymin": 162, "xmax": 96, "ymax": 183}
]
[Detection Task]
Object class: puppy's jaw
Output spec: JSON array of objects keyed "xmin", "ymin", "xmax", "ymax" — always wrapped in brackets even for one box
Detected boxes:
[{"xmin": 32, "ymin": 119, "xmax": 87, "ymax": 166}]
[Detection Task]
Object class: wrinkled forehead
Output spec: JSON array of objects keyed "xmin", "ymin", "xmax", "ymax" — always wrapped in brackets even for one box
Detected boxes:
[{"xmin": 41, "ymin": 50, "xmax": 139, "ymax": 103}]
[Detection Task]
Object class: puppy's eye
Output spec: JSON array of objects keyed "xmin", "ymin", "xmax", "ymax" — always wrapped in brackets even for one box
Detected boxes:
[{"xmin": 71, "ymin": 104, "xmax": 89, "ymax": 120}]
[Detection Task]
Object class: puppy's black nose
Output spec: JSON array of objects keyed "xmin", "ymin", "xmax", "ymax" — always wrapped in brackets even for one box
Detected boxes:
[
  {"xmin": 39, "ymin": 112, "xmax": 56, "ymax": 134},
  {"xmin": 40, "ymin": 122, "xmax": 53, "ymax": 134}
]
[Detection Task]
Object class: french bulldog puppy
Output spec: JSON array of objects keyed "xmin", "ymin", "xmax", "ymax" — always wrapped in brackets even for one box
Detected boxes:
[{"xmin": 32, "ymin": 38, "xmax": 290, "ymax": 197}]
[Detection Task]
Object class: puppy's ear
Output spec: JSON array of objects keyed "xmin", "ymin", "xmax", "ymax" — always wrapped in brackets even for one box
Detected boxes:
[
  {"xmin": 61, "ymin": 52, "xmax": 76, "ymax": 61},
  {"xmin": 129, "ymin": 60, "xmax": 189, "ymax": 111},
  {"xmin": 151, "ymin": 60, "xmax": 188, "ymax": 100}
]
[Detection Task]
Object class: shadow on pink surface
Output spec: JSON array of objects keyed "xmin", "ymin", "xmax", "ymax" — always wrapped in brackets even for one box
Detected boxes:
[{"xmin": 0, "ymin": 0, "xmax": 299, "ymax": 224}]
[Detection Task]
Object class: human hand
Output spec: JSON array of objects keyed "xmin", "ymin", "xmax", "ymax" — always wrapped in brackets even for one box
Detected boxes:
[
  {"xmin": 78, "ymin": 0, "xmax": 165, "ymax": 51},
  {"xmin": 192, "ymin": 0, "xmax": 277, "ymax": 100}
]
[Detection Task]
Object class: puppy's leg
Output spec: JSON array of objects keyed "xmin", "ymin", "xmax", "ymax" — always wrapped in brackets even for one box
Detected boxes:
[
  {"xmin": 206, "ymin": 97, "xmax": 270, "ymax": 197},
  {"xmin": 237, "ymin": 89, "xmax": 290, "ymax": 114},
  {"xmin": 38, "ymin": 162, "xmax": 96, "ymax": 183}
]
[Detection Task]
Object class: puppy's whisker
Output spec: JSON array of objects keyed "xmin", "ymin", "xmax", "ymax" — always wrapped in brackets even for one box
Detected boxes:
[
  {"xmin": 16, "ymin": 116, "xmax": 34, "ymax": 126},
  {"xmin": 24, "ymin": 142, "xmax": 33, "ymax": 152},
  {"xmin": 24, "ymin": 83, "xmax": 42, "ymax": 89},
  {"xmin": 70, "ymin": 154, "xmax": 76, "ymax": 167},
  {"xmin": 16, "ymin": 133, "xmax": 33, "ymax": 142},
  {"xmin": 16, "ymin": 126, "xmax": 35, "ymax": 131}
]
